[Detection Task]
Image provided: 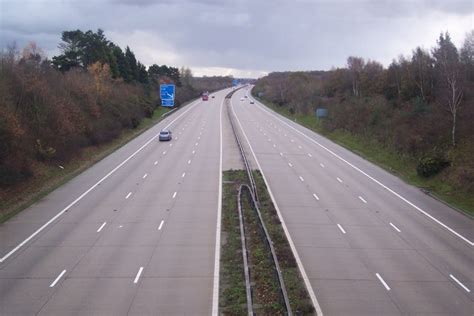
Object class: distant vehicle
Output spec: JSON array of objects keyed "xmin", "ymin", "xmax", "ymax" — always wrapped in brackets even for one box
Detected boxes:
[
  {"xmin": 240, "ymin": 97, "xmax": 244, "ymax": 101},
  {"xmin": 250, "ymin": 100, "xmax": 255, "ymax": 104},
  {"xmin": 202, "ymin": 91, "xmax": 209, "ymax": 101},
  {"xmin": 244, "ymin": 95, "xmax": 248, "ymax": 98},
  {"xmin": 159, "ymin": 129, "xmax": 172, "ymax": 141},
  {"xmin": 212, "ymin": 95, "xmax": 215, "ymax": 98}
]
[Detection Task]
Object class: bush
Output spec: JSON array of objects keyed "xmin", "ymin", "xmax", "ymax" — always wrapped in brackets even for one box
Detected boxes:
[
  {"xmin": 0, "ymin": 165, "xmax": 32, "ymax": 187},
  {"xmin": 416, "ymin": 155, "xmax": 450, "ymax": 177}
]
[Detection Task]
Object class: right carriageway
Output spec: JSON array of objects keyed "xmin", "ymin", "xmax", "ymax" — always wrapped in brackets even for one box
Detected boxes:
[{"xmin": 231, "ymin": 86, "xmax": 474, "ymax": 315}]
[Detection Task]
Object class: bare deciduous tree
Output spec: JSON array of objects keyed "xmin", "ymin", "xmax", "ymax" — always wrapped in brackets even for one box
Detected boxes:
[
  {"xmin": 432, "ymin": 32, "xmax": 464, "ymax": 147},
  {"xmin": 347, "ymin": 56, "xmax": 364, "ymax": 97}
]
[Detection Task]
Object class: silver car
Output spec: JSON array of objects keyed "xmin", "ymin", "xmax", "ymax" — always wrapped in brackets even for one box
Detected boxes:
[{"xmin": 159, "ymin": 129, "xmax": 172, "ymax": 141}]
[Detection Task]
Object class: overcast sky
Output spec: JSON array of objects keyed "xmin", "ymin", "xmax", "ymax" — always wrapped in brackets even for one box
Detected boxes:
[{"xmin": 1, "ymin": 0, "xmax": 472, "ymax": 78}]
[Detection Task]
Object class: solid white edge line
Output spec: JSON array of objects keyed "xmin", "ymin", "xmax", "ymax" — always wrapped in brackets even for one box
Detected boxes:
[
  {"xmin": 96, "ymin": 222, "xmax": 107, "ymax": 233},
  {"xmin": 0, "ymin": 98, "xmax": 203, "ymax": 263},
  {"xmin": 211, "ymin": 96, "xmax": 224, "ymax": 316},
  {"xmin": 313, "ymin": 193, "xmax": 320, "ymax": 201},
  {"xmin": 253, "ymin": 99, "xmax": 474, "ymax": 246},
  {"xmin": 390, "ymin": 222, "xmax": 401, "ymax": 233},
  {"xmin": 229, "ymin": 97, "xmax": 323, "ymax": 315},
  {"xmin": 337, "ymin": 224, "xmax": 346, "ymax": 234},
  {"xmin": 358, "ymin": 196, "xmax": 367, "ymax": 204},
  {"xmin": 50, "ymin": 269, "xmax": 66, "ymax": 288},
  {"xmin": 158, "ymin": 220, "xmax": 164, "ymax": 231},
  {"xmin": 376, "ymin": 273, "xmax": 391, "ymax": 291},
  {"xmin": 449, "ymin": 274, "xmax": 471, "ymax": 292},
  {"xmin": 134, "ymin": 267, "xmax": 144, "ymax": 284}
]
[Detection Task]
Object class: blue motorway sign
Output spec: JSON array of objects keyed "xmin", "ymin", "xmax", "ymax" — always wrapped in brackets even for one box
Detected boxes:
[
  {"xmin": 232, "ymin": 79, "xmax": 239, "ymax": 87},
  {"xmin": 160, "ymin": 84, "xmax": 175, "ymax": 107},
  {"xmin": 161, "ymin": 99, "xmax": 174, "ymax": 107}
]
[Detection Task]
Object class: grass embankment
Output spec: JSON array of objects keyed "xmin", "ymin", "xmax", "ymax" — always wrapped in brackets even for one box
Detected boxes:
[
  {"xmin": 220, "ymin": 170, "xmax": 314, "ymax": 315},
  {"xmin": 253, "ymin": 96, "xmax": 474, "ymax": 217},
  {"xmin": 0, "ymin": 106, "xmax": 172, "ymax": 223}
]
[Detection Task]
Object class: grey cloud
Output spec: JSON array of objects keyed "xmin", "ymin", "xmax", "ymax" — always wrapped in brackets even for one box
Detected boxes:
[{"xmin": 1, "ymin": 0, "xmax": 472, "ymax": 77}]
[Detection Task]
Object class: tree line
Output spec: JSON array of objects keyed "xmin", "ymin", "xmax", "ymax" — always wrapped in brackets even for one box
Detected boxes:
[
  {"xmin": 0, "ymin": 29, "xmax": 231, "ymax": 188},
  {"xmin": 254, "ymin": 31, "xmax": 474, "ymax": 192}
]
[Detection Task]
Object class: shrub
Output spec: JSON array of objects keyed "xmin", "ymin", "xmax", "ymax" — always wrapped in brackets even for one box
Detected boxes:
[
  {"xmin": 0, "ymin": 164, "xmax": 32, "ymax": 187},
  {"xmin": 416, "ymin": 154, "xmax": 450, "ymax": 177}
]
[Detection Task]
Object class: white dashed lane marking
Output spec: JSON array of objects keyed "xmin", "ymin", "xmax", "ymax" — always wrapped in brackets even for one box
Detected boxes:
[
  {"xmin": 50, "ymin": 270, "xmax": 67, "ymax": 288},
  {"xmin": 96, "ymin": 222, "xmax": 107, "ymax": 233}
]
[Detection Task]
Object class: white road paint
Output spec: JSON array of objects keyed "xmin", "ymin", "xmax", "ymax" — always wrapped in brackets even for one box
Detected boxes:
[
  {"xmin": 142, "ymin": 173, "xmax": 148, "ymax": 179},
  {"xmin": 273, "ymin": 144, "xmax": 276, "ymax": 148},
  {"xmin": 134, "ymin": 267, "xmax": 144, "ymax": 284},
  {"xmin": 169, "ymin": 143, "xmax": 173, "ymax": 147},
  {"xmin": 96, "ymin": 222, "xmax": 107, "ymax": 233},
  {"xmin": 280, "ymin": 152, "xmax": 283, "ymax": 156},
  {"xmin": 195, "ymin": 142, "xmax": 199, "ymax": 146},
  {"xmin": 253, "ymin": 100, "xmax": 474, "ymax": 246},
  {"xmin": 313, "ymin": 193, "xmax": 320, "ymax": 201},
  {"xmin": 125, "ymin": 192, "xmax": 132, "ymax": 199},
  {"xmin": 288, "ymin": 162, "xmax": 293, "ymax": 167},
  {"xmin": 162, "ymin": 151, "xmax": 167, "ymax": 155},
  {"xmin": 172, "ymin": 192, "xmax": 177, "ymax": 199},
  {"xmin": 320, "ymin": 163, "xmax": 325, "ymax": 168},
  {"xmin": 376, "ymin": 273, "xmax": 391, "ymax": 291},
  {"xmin": 50, "ymin": 270, "xmax": 66, "ymax": 288},
  {"xmin": 358, "ymin": 196, "xmax": 367, "ymax": 204},
  {"xmin": 154, "ymin": 161, "xmax": 158, "ymax": 165},
  {"xmin": 390, "ymin": 222, "xmax": 401, "ymax": 233},
  {"xmin": 158, "ymin": 220, "xmax": 164, "ymax": 231},
  {"xmin": 229, "ymin": 98, "xmax": 323, "ymax": 315},
  {"xmin": 449, "ymin": 274, "xmax": 471, "ymax": 292},
  {"xmin": 192, "ymin": 150, "xmax": 196, "ymax": 155},
  {"xmin": 337, "ymin": 177, "xmax": 343, "ymax": 183},
  {"xmin": 308, "ymin": 153, "xmax": 312, "ymax": 158},
  {"xmin": 299, "ymin": 176, "xmax": 305, "ymax": 182},
  {"xmin": 188, "ymin": 159, "xmax": 191, "ymax": 164},
  {"xmin": 182, "ymin": 172, "xmax": 186, "ymax": 178},
  {"xmin": 298, "ymin": 145, "xmax": 302, "ymax": 149},
  {"xmin": 291, "ymin": 139, "xmax": 295, "ymax": 142},
  {"xmin": 212, "ymin": 97, "xmax": 224, "ymax": 316},
  {"xmin": 337, "ymin": 224, "xmax": 346, "ymax": 234}
]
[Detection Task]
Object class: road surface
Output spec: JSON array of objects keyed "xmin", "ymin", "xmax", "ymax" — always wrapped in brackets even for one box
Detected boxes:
[
  {"xmin": 1, "ymin": 85, "xmax": 473, "ymax": 315},
  {"xmin": 0, "ymin": 89, "xmax": 231, "ymax": 315},
  {"xmin": 230, "ymin": 87, "xmax": 473, "ymax": 315}
]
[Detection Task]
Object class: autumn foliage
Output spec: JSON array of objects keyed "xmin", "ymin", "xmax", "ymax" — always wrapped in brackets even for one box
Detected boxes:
[{"xmin": 254, "ymin": 31, "xmax": 474, "ymax": 193}]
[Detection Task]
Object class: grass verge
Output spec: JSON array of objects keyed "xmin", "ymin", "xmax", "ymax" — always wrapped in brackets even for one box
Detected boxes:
[
  {"xmin": 0, "ymin": 106, "xmax": 173, "ymax": 223},
  {"xmin": 220, "ymin": 170, "xmax": 314, "ymax": 315},
  {"xmin": 253, "ymin": 96, "xmax": 474, "ymax": 217}
]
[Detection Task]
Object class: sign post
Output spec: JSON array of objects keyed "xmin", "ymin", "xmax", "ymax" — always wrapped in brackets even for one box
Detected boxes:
[{"xmin": 160, "ymin": 84, "xmax": 175, "ymax": 107}]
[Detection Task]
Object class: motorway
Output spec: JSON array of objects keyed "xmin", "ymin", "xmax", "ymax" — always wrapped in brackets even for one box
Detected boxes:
[
  {"xmin": 231, "ymin": 87, "xmax": 473, "ymax": 315},
  {"xmin": 0, "ymin": 89, "xmax": 231, "ymax": 315},
  {"xmin": 0, "ymin": 85, "xmax": 473, "ymax": 315}
]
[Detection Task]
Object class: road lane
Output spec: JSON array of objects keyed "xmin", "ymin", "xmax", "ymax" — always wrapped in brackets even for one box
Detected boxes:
[
  {"xmin": 0, "ymin": 88, "xmax": 230, "ymax": 315},
  {"xmin": 232, "ymin": 87, "xmax": 473, "ymax": 315}
]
